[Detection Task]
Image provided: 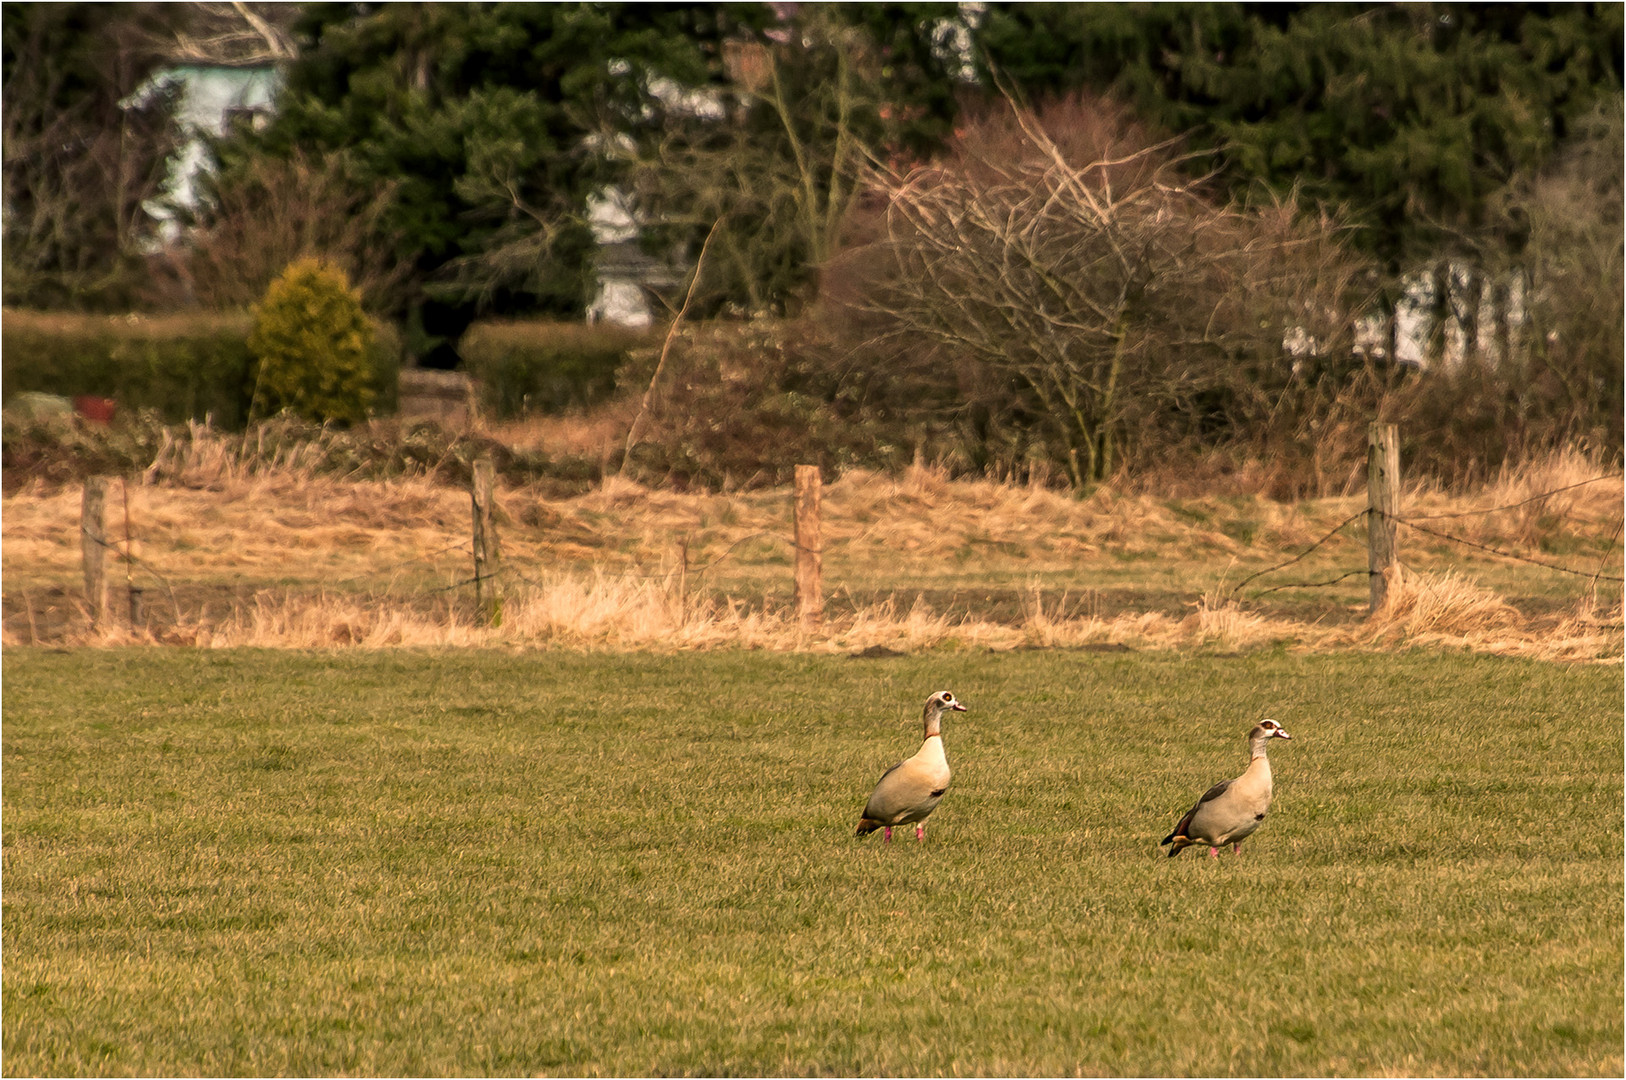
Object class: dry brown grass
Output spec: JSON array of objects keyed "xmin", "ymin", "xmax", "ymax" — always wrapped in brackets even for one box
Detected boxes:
[
  {"xmin": 42, "ymin": 571, "xmax": 1615, "ymax": 663},
  {"xmin": 4, "ymin": 440, "xmax": 1620, "ymax": 662},
  {"xmin": 487, "ymin": 399, "xmax": 641, "ymax": 461},
  {"xmin": 1406, "ymin": 445, "xmax": 1622, "ymax": 544}
]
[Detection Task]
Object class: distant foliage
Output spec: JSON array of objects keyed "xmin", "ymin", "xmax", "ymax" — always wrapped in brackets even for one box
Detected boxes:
[
  {"xmin": 1, "ymin": 5, "xmax": 183, "ymax": 310},
  {"xmin": 146, "ymin": 150, "xmax": 412, "ymax": 317},
  {"xmin": 617, "ymin": 320, "xmax": 944, "ymax": 489},
  {"xmin": 459, "ymin": 320, "xmax": 654, "ymax": 418},
  {"xmin": 976, "ymin": 4, "xmax": 1624, "ymax": 264},
  {"xmin": 1, "ymin": 309, "xmax": 258, "ymax": 426},
  {"xmin": 1509, "ymin": 96, "xmax": 1624, "ymax": 451},
  {"xmin": 844, "ymin": 93, "xmax": 1375, "ymax": 490},
  {"xmin": 248, "ymin": 259, "xmax": 378, "ymax": 424},
  {"xmin": 635, "ymin": 6, "xmax": 967, "ymax": 318}
]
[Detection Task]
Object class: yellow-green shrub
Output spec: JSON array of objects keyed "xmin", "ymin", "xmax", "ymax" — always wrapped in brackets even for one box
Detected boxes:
[{"xmin": 248, "ymin": 258, "xmax": 376, "ymax": 423}]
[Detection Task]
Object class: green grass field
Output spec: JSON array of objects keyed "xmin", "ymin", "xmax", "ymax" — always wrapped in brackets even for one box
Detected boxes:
[{"xmin": 3, "ymin": 647, "xmax": 1621, "ymax": 1076}]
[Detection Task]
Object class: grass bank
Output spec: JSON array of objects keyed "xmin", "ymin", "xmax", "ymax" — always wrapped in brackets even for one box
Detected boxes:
[{"xmin": 3, "ymin": 647, "xmax": 1620, "ymax": 1075}]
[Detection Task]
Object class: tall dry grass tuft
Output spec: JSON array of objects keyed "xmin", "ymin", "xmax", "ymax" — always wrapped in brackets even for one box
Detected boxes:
[
  {"xmin": 1019, "ymin": 580, "xmax": 1067, "ymax": 647},
  {"xmin": 10, "ymin": 567, "xmax": 1617, "ymax": 664},
  {"xmin": 175, "ymin": 592, "xmax": 482, "ymax": 649},
  {"xmin": 1478, "ymin": 447, "xmax": 1622, "ymax": 544},
  {"xmin": 502, "ymin": 570, "xmax": 707, "ymax": 648},
  {"xmin": 1406, "ymin": 446, "xmax": 1623, "ymax": 547},
  {"xmin": 1363, "ymin": 566, "xmax": 1519, "ymax": 642},
  {"xmin": 486, "ymin": 398, "xmax": 639, "ymax": 460},
  {"xmin": 144, "ymin": 420, "xmax": 331, "ymax": 489},
  {"xmin": 1183, "ymin": 583, "xmax": 1284, "ymax": 652}
]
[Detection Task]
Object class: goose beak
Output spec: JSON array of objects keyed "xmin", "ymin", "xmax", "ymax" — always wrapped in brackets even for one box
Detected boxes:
[
  {"xmin": 950, "ymin": 701, "xmax": 967, "ymax": 711},
  {"xmin": 1274, "ymin": 729, "xmax": 1291, "ymax": 739}
]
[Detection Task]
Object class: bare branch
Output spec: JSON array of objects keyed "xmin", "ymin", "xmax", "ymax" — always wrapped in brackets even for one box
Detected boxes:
[{"xmin": 621, "ymin": 218, "xmax": 723, "ymax": 470}]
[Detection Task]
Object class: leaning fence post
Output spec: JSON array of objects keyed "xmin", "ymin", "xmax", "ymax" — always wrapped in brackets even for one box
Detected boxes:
[
  {"xmin": 81, "ymin": 476, "xmax": 108, "ymax": 630},
  {"xmin": 794, "ymin": 464, "xmax": 823, "ymax": 626},
  {"xmin": 470, "ymin": 458, "xmax": 503, "ymax": 626},
  {"xmin": 1367, "ymin": 422, "xmax": 1400, "ymax": 615}
]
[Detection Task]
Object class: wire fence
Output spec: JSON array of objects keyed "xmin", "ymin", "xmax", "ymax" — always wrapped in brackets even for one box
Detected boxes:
[
  {"xmin": 55, "ymin": 468, "xmax": 1626, "ymax": 637},
  {"xmin": 1228, "ymin": 473, "xmax": 1625, "ymax": 603}
]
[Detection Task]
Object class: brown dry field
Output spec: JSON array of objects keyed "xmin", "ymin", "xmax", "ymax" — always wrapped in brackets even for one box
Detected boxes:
[{"xmin": 2, "ymin": 429, "xmax": 1621, "ymax": 661}]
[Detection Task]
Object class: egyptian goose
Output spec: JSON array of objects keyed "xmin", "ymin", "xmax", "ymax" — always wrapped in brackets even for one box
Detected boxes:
[
  {"xmin": 854, "ymin": 690, "xmax": 964, "ymax": 843},
  {"xmin": 1161, "ymin": 719, "xmax": 1291, "ymax": 858}
]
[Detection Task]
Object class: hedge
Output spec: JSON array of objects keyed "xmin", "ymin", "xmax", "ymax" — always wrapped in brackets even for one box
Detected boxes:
[
  {"xmin": 1, "ymin": 308, "xmax": 401, "ymax": 428},
  {"xmin": 458, "ymin": 320, "xmax": 654, "ymax": 419}
]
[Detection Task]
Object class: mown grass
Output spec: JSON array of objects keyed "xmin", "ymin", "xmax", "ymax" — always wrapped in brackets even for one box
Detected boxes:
[{"xmin": 3, "ymin": 647, "xmax": 1621, "ymax": 1076}]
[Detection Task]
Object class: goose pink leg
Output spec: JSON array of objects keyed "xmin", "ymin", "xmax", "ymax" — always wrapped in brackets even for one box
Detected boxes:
[
  {"xmin": 883, "ymin": 827, "xmax": 892, "ymax": 843},
  {"xmin": 1208, "ymin": 847, "xmax": 1219, "ymax": 859},
  {"xmin": 916, "ymin": 823, "xmax": 925, "ymax": 843}
]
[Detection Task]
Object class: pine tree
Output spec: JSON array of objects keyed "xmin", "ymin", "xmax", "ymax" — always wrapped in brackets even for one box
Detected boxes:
[{"xmin": 975, "ymin": 2, "xmax": 1623, "ymax": 265}]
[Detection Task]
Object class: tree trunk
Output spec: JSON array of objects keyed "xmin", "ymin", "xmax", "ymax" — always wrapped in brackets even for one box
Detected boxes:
[{"xmin": 1426, "ymin": 259, "xmax": 1451, "ymax": 370}]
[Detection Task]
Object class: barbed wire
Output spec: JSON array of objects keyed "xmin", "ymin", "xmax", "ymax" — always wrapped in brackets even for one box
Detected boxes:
[
  {"xmin": 87, "ymin": 534, "xmax": 183, "ymax": 622},
  {"xmin": 1392, "ymin": 514, "xmax": 1625, "ymax": 582},
  {"xmin": 1229, "ymin": 472, "xmax": 1625, "ymax": 599},
  {"xmin": 1242, "ymin": 568, "xmax": 1372, "ymax": 599},
  {"xmin": 330, "ymin": 539, "xmax": 473, "ymax": 586},
  {"xmin": 1228, "ymin": 510, "xmax": 1365, "ymax": 599},
  {"xmin": 1400, "ymin": 473, "xmax": 1624, "ymax": 521},
  {"xmin": 1591, "ymin": 518, "xmax": 1625, "ymax": 591},
  {"xmin": 497, "ymin": 530, "xmax": 798, "ymax": 592},
  {"xmin": 69, "ymin": 473, "xmax": 1622, "ymax": 616},
  {"xmin": 425, "ymin": 574, "xmax": 485, "ymax": 596}
]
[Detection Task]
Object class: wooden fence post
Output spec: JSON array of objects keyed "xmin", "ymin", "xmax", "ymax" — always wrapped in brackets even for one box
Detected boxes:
[
  {"xmin": 794, "ymin": 464, "xmax": 823, "ymax": 626},
  {"xmin": 81, "ymin": 477, "xmax": 108, "ymax": 630},
  {"xmin": 1367, "ymin": 422, "xmax": 1400, "ymax": 615},
  {"xmin": 121, "ymin": 478, "xmax": 143, "ymax": 629},
  {"xmin": 470, "ymin": 458, "xmax": 503, "ymax": 626}
]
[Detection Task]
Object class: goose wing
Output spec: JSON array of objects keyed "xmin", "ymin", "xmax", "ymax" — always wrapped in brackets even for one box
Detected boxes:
[
  {"xmin": 862, "ymin": 756, "xmax": 939, "ymax": 824},
  {"xmin": 1161, "ymin": 778, "xmax": 1232, "ymax": 845}
]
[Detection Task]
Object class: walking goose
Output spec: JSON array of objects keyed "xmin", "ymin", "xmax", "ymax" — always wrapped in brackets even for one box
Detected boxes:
[
  {"xmin": 855, "ymin": 690, "xmax": 964, "ymax": 843},
  {"xmin": 1161, "ymin": 719, "xmax": 1291, "ymax": 858}
]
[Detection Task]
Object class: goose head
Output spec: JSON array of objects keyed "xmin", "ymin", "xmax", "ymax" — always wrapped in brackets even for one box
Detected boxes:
[
  {"xmin": 1248, "ymin": 718, "xmax": 1291, "ymax": 754},
  {"xmin": 922, "ymin": 690, "xmax": 967, "ymax": 736}
]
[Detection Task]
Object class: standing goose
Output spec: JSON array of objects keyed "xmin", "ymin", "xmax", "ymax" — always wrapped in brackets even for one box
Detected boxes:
[
  {"xmin": 855, "ymin": 690, "xmax": 964, "ymax": 843},
  {"xmin": 1161, "ymin": 719, "xmax": 1291, "ymax": 858}
]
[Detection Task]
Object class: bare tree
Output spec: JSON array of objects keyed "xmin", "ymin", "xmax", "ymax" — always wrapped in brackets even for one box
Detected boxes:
[
  {"xmin": 850, "ymin": 93, "xmax": 1372, "ymax": 488},
  {"xmin": 1496, "ymin": 96, "xmax": 1623, "ymax": 442},
  {"xmin": 144, "ymin": 150, "xmax": 412, "ymax": 314},
  {"xmin": 2, "ymin": 5, "xmax": 181, "ymax": 308}
]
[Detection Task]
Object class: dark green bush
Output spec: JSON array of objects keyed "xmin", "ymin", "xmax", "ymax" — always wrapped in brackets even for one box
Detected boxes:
[
  {"xmin": 459, "ymin": 320, "xmax": 654, "ymax": 418},
  {"xmin": 1, "ymin": 309, "xmax": 257, "ymax": 426},
  {"xmin": 618, "ymin": 320, "xmax": 962, "ymax": 489},
  {"xmin": 2, "ymin": 307, "xmax": 402, "ymax": 430}
]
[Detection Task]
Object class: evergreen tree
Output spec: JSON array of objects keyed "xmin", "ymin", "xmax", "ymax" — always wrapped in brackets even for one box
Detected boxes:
[
  {"xmin": 233, "ymin": 3, "xmax": 761, "ymax": 355},
  {"xmin": 975, "ymin": 3, "xmax": 1623, "ymax": 266},
  {"xmin": 634, "ymin": 3, "xmax": 970, "ymax": 316},
  {"xmin": 226, "ymin": 3, "xmax": 970, "ymax": 341}
]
